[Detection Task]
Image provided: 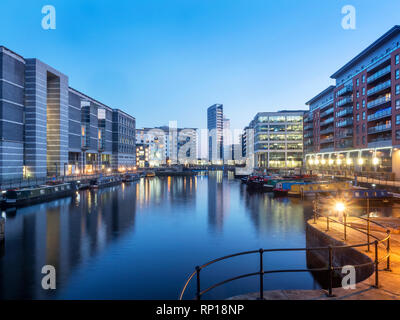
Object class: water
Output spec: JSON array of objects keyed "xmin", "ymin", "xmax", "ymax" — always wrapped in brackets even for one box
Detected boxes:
[{"xmin": 0, "ymin": 171, "xmax": 322, "ymax": 300}]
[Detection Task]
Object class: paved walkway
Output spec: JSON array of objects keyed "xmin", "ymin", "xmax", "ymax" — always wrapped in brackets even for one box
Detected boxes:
[{"xmin": 229, "ymin": 217, "xmax": 400, "ymax": 300}]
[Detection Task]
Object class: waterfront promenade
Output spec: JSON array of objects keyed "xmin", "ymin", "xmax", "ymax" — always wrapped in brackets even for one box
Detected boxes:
[{"xmin": 230, "ymin": 217, "xmax": 400, "ymax": 300}]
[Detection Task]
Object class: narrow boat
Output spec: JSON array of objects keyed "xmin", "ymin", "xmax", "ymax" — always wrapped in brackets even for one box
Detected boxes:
[
  {"xmin": 122, "ymin": 173, "xmax": 140, "ymax": 182},
  {"xmin": 2, "ymin": 182, "xmax": 77, "ymax": 208},
  {"xmin": 91, "ymin": 176, "xmax": 122, "ymax": 189},
  {"xmin": 146, "ymin": 171, "xmax": 156, "ymax": 177},
  {"xmin": 246, "ymin": 175, "xmax": 263, "ymax": 191},
  {"xmin": 273, "ymin": 181, "xmax": 304, "ymax": 197},
  {"xmin": 291, "ymin": 181, "xmax": 353, "ymax": 198}
]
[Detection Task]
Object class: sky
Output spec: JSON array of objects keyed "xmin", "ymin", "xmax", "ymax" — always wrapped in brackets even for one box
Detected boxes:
[{"xmin": 1, "ymin": 0, "xmax": 400, "ymax": 132}]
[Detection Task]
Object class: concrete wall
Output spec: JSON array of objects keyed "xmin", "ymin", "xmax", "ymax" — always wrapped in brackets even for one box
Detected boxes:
[{"xmin": 306, "ymin": 223, "xmax": 374, "ymax": 289}]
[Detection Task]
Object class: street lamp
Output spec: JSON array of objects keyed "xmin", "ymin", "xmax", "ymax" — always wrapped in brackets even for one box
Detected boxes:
[{"xmin": 335, "ymin": 201, "xmax": 347, "ymax": 240}]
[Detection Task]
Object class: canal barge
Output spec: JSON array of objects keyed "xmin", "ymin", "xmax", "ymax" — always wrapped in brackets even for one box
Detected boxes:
[
  {"xmin": 90, "ymin": 176, "xmax": 122, "ymax": 189},
  {"xmin": 1, "ymin": 182, "xmax": 77, "ymax": 208},
  {"xmin": 122, "ymin": 173, "xmax": 140, "ymax": 182}
]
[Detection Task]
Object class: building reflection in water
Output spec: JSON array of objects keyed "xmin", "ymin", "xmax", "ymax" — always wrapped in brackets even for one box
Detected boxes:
[
  {"xmin": 0, "ymin": 184, "xmax": 137, "ymax": 299},
  {"xmin": 207, "ymin": 171, "xmax": 229, "ymax": 233},
  {"xmin": 240, "ymin": 186, "xmax": 307, "ymax": 235}
]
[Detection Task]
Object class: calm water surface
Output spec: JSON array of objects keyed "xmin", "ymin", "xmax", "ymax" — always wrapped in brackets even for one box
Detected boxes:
[{"xmin": 1, "ymin": 172, "xmax": 330, "ymax": 299}]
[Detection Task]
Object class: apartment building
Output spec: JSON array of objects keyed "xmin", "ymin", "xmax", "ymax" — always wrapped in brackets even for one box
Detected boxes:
[
  {"xmin": 0, "ymin": 46, "xmax": 136, "ymax": 182},
  {"xmin": 207, "ymin": 104, "xmax": 224, "ymax": 163},
  {"xmin": 305, "ymin": 26, "xmax": 400, "ymax": 178}
]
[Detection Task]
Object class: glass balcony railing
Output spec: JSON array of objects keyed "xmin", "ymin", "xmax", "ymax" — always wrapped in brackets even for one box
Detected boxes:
[
  {"xmin": 304, "ymin": 124, "xmax": 313, "ymax": 130},
  {"xmin": 336, "ymin": 85, "xmax": 353, "ymax": 97},
  {"xmin": 367, "ymin": 95, "xmax": 391, "ymax": 109},
  {"xmin": 320, "ymin": 107, "xmax": 334, "ymax": 118},
  {"xmin": 320, "ymin": 126, "xmax": 334, "ymax": 135},
  {"xmin": 367, "ymin": 65, "xmax": 391, "ymax": 83},
  {"xmin": 320, "ymin": 117, "xmax": 334, "ymax": 126},
  {"xmin": 367, "ymin": 80, "xmax": 391, "ymax": 96},
  {"xmin": 320, "ymin": 137, "xmax": 334, "ymax": 144},
  {"xmin": 336, "ymin": 96, "xmax": 353, "ymax": 108},
  {"xmin": 367, "ymin": 55, "xmax": 391, "ymax": 72},
  {"xmin": 367, "ymin": 107, "xmax": 392, "ymax": 122},
  {"xmin": 336, "ymin": 129, "xmax": 353, "ymax": 138},
  {"xmin": 336, "ymin": 119, "xmax": 353, "ymax": 128},
  {"xmin": 368, "ymin": 123, "xmax": 392, "ymax": 134},
  {"xmin": 304, "ymin": 132, "xmax": 313, "ymax": 138},
  {"xmin": 336, "ymin": 107, "xmax": 353, "ymax": 118}
]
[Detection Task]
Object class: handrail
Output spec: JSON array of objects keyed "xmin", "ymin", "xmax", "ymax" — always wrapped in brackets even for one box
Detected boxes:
[{"xmin": 179, "ymin": 210, "xmax": 392, "ymax": 300}]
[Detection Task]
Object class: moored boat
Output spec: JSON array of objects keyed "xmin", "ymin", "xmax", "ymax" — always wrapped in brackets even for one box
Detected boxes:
[
  {"xmin": 2, "ymin": 182, "xmax": 77, "ymax": 208},
  {"xmin": 122, "ymin": 173, "xmax": 140, "ymax": 182},
  {"xmin": 146, "ymin": 171, "xmax": 156, "ymax": 177},
  {"xmin": 90, "ymin": 176, "xmax": 122, "ymax": 189}
]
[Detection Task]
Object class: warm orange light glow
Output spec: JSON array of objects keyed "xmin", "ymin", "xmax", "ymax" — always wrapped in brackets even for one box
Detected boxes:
[{"xmin": 335, "ymin": 202, "xmax": 345, "ymax": 213}]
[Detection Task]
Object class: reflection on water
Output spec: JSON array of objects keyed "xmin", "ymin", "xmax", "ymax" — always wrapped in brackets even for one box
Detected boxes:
[{"xmin": 1, "ymin": 172, "xmax": 395, "ymax": 299}]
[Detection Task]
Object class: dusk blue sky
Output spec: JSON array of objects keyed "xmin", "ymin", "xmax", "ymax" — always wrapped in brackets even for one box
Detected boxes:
[{"xmin": 1, "ymin": 0, "xmax": 400, "ymax": 131}]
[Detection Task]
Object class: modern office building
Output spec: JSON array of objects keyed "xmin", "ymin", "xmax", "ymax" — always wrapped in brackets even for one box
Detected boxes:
[
  {"xmin": 136, "ymin": 127, "xmax": 169, "ymax": 167},
  {"xmin": 247, "ymin": 111, "xmax": 304, "ymax": 170},
  {"xmin": 0, "ymin": 45, "xmax": 136, "ymax": 182},
  {"xmin": 304, "ymin": 25, "xmax": 400, "ymax": 178},
  {"xmin": 207, "ymin": 104, "xmax": 224, "ymax": 163},
  {"xmin": 112, "ymin": 109, "xmax": 136, "ymax": 170}
]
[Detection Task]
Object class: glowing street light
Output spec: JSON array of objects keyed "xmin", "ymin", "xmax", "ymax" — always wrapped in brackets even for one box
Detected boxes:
[
  {"xmin": 346, "ymin": 159, "xmax": 352, "ymax": 165},
  {"xmin": 372, "ymin": 157, "xmax": 379, "ymax": 166},
  {"xmin": 358, "ymin": 158, "xmax": 364, "ymax": 166},
  {"xmin": 321, "ymin": 159, "xmax": 326, "ymax": 165},
  {"xmin": 335, "ymin": 202, "xmax": 345, "ymax": 213}
]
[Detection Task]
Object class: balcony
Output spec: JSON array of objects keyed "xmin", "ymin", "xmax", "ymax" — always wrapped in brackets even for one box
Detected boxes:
[
  {"xmin": 320, "ymin": 137, "xmax": 334, "ymax": 144},
  {"xmin": 367, "ymin": 80, "xmax": 391, "ymax": 97},
  {"xmin": 367, "ymin": 65, "xmax": 391, "ymax": 84},
  {"xmin": 320, "ymin": 107, "xmax": 334, "ymax": 118},
  {"xmin": 336, "ymin": 96, "xmax": 353, "ymax": 108},
  {"xmin": 304, "ymin": 139, "xmax": 313, "ymax": 146},
  {"xmin": 368, "ymin": 123, "xmax": 392, "ymax": 134},
  {"xmin": 367, "ymin": 55, "xmax": 391, "ymax": 73},
  {"xmin": 320, "ymin": 126, "xmax": 334, "ymax": 135},
  {"xmin": 367, "ymin": 108, "xmax": 392, "ymax": 122},
  {"xmin": 320, "ymin": 117, "xmax": 334, "ymax": 126},
  {"xmin": 336, "ymin": 107, "xmax": 353, "ymax": 118},
  {"xmin": 304, "ymin": 123, "xmax": 313, "ymax": 130},
  {"xmin": 367, "ymin": 95, "xmax": 391, "ymax": 109},
  {"xmin": 336, "ymin": 85, "xmax": 353, "ymax": 97},
  {"xmin": 304, "ymin": 132, "xmax": 313, "ymax": 138},
  {"xmin": 336, "ymin": 129, "xmax": 353, "ymax": 139},
  {"xmin": 336, "ymin": 119, "xmax": 353, "ymax": 128}
]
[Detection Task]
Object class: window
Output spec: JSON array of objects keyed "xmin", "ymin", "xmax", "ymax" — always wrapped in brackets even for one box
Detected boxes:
[
  {"xmin": 362, "ymin": 75, "xmax": 365, "ymax": 83},
  {"xmin": 396, "ymin": 130, "xmax": 400, "ymax": 140},
  {"xmin": 356, "ymin": 91, "xmax": 360, "ymax": 98},
  {"xmin": 397, "ymin": 69, "xmax": 400, "ymax": 80},
  {"xmin": 362, "ymin": 100, "xmax": 366, "ymax": 108},
  {"xmin": 397, "ymin": 99, "xmax": 400, "ymax": 110},
  {"xmin": 396, "ymin": 55, "xmax": 400, "ymax": 65},
  {"xmin": 362, "ymin": 87, "xmax": 365, "ymax": 95},
  {"xmin": 356, "ymin": 125, "xmax": 359, "ymax": 134},
  {"xmin": 362, "ymin": 111, "xmax": 366, "ymax": 120},
  {"xmin": 362, "ymin": 123, "xmax": 366, "ymax": 133},
  {"xmin": 362, "ymin": 136, "xmax": 366, "ymax": 144},
  {"xmin": 356, "ymin": 114, "xmax": 360, "ymax": 122},
  {"xmin": 397, "ymin": 115, "xmax": 400, "ymax": 125},
  {"xmin": 356, "ymin": 79, "xmax": 359, "ymax": 86},
  {"xmin": 356, "ymin": 102, "xmax": 360, "ymax": 110},
  {"xmin": 397, "ymin": 85, "xmax": 400, "ymax": 95}
]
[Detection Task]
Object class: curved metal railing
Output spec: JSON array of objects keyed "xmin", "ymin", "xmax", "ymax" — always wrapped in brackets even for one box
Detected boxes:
[{"xmin": 179, "ymin": 212, "xmax": 392, "ymax": 300}]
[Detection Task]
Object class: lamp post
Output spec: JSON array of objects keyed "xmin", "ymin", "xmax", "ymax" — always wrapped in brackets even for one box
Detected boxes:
[{"xmin": 335, "ymin": 201, "xmax": 346, "ymax": 240}]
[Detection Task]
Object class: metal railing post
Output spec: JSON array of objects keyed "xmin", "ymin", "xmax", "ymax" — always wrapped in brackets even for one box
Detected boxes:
[
  {"xmin": 327, "ymin": 246, "xmax": 334, "ymax": 297},
  {"xmin": 386, "ymin": 230, "xmax": 391, "ymax": 271},
  {"xmin": 195, "ymin": 266, "xmax": 201, "ymax": 300},
  {"xmin": 326, "ymin": 216, "xmax": 329, "ymax": 231},
  {"xmin": 374, "ymin": 240, "xmax": 379, "ymax": 288},
  {"xmin": 259, "ymin": 248, "xmax": 264, "ymax": 300},
  {"xmin": 367, "ymin": 199, "xmax": 370, "ymax": 252}
]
